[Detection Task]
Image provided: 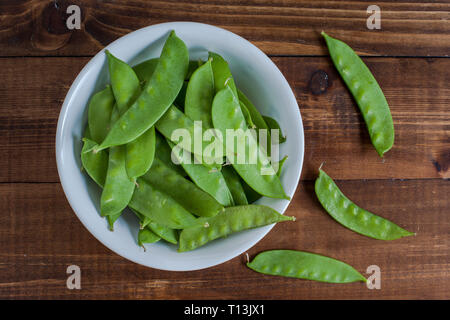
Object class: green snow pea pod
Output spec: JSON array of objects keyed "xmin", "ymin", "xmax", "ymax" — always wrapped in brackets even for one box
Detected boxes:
[
  {"xmin": 262, "ymin": 115, "xmax": 286, "ymax": 144},
  {"xmin": 211, "ymin": 86, "xmax": 289, "ymax": 200},
  {"xmin": 81, "ymin": 131, "xmax": 122, "ymax": 229},
  {"xmin": 184, "ymin": 59, "xmax": 215, "ymax": 128},
  {"xmin": 167, "ymin": 140, "xmax": 234, "ymax": 207},
  {"xmin": 125, "ymin": 127, "xmax": 155, "ymax": 179},
  {"xmin": 133, "ymin": 59, "xmax": 187, "ymax": 110},
  {"xmin": 155, "ymin": 105, "xmax": 223, "ymax": 166},
  {"xmin": 100, "ymin": 108, "xmax": 136, "ymax": 217},
  {"xmin": 91, "ymin": 31, "xmax": 189, "ymax": 152},
  {"xmin": 209, "ymin": 52, "xmax": 255, "ymax": 129},
  {"xmin": 81, "ymin": 129, "xmax": 108, "ymax": 188},
  {"xmin": 247, "ymin": 250, "xmax": 366, "ymax": 283},
  {"xmin": 106, "ymin": 51, "xmax": 156, "ymax": 179},
  {"xmin": 241, "ymin": 155, "xmax": 287, "ymax": 204},
  {"xmin": 142, "ymin": 157, "xmax": 224, "ymax": 217},
  {"xmin": 138, "ymin": 227, "xmax": 160, "ymax": 249},
  {"xmin": 209, "ymin": 52, "xmax": 237, "ymax": 95},
  {"xmin": 129, "ymin": 178, "xmax": 197, "ymax": 229},
  {"xmin": 315, "ymin": 169, "xmax": 414, "ymax": 240},
  {"xmin": 322, "ymin": 32, "xmax": 394, "ymax": 157},
  {"xmin": 87, "ymin": 86, "xmax": 114, "ymax": 144},
  {"xmin": 124, "ymin": 111, "xmax": 155, "ymax": 179},
  {"xmin": 154, "ymin": 132, "xmax": 186, "ymax": 176},
  {"xmin": 178, "ymin": 205, "xmax": 294, "ymax": 252},
  {"xmin": 221, "ymin": 166, "xmax": 248, "ymax": 205},
  {"xmin": 106, "ymin": 50, "xmax": 141, "ymax": 113}
]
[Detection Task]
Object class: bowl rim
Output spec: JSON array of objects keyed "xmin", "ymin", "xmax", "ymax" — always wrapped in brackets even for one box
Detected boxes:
[{"xmin": 56, "ymin": 21, "xmax": 304, "ymax": 271}]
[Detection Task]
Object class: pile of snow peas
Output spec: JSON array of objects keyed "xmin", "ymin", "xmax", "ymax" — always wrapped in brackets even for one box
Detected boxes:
[
  {"xmin": 81, "ymin": 30, "xmax": 415, "ymax": 284},
  {"xmin": 81, "ymin": 31, "xmax": 292, "ymax": 251}
]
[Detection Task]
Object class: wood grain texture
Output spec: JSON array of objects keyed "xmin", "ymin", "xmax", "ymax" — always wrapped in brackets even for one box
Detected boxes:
[
  {"xmin": 1, "ymin": 0, "xmax": 449, "ymax": 57},
  {"xmin": 1, "ymin": 0, "xmax": 449, "ymax": 300},
  {"xmin": 1, "ymin": 56, "xmax": 448, "ymax": 182},
  {"xmin": 0, "ymin": 180, "xmax": 447, "ymax": 299}
]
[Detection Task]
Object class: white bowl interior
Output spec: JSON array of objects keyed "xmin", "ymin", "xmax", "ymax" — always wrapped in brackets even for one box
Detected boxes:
[{"xmin": 56, "ymin": 22, "xmax": 304, "ymax": 271}]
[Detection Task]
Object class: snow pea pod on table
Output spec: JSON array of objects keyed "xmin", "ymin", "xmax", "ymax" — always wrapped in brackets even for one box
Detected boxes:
[
  {"xmin": 315, "ymin": 169, "xmax": 414, "ymax": 240},
  {"xmin": 322, "ymin": 32, "xmax": 394, "ymax": 157},
  {"xmin": 247, "ymin": 250, "xmax": 366, "ymax": 284}
]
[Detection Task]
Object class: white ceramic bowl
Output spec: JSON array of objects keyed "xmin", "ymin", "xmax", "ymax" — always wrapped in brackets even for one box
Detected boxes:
[{"xmin": 56, "ymin": 22, "xmax": 304, "ymax": 271}]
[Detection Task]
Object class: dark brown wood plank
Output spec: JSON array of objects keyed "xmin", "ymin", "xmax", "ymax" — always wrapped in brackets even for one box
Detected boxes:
[
  {"xmin": 0, "ymin": 179, "xmax": 447, "ymax": 299},
  {"xmin": 1, "ymin": 0, "xmax": 449, "ymax": 57},
  {"xmin": 1, "ymin": 56, "xmax": 448, "ymax": 182}
]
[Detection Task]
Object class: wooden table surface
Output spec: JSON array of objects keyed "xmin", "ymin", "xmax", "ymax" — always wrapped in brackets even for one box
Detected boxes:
[{"xmin": 1, "ymin": 0, "xmax": 449, "ymax": 300}]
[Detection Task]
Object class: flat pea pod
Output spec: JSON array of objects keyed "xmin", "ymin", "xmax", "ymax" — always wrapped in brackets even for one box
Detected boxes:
[
  {"xmin": 138, "ymin": 228, "xmax": 161, "ymax": 249},
  {"xmin": 106, "ymin": 50, "xmax": 141, "ymax": 113},
  {"xmin": 209, "ymin": 52, "xmax": 238, "ymax": 95},
  {"xmin": 91, "ymin": 31, "xmax": 189, "ymax": 152},
  {"xmin": 129, "ymin": 178, "xmax": 197, "ymax": 229},
  {"xmin": 241, "ymin": 155, "xmax": 287, "ymax": 204},
  {"xmin": 247, "ymin": 250, "xmax": 366, "ymax": 283},
  {"xmin": 106, "ymin": 51, "xmax": 156, "ymax": 179},
  {"xmin": 322, "ymin": 32, "xmax": 394, "ymax": 157},
  {"xmin": 125, "ymin": 127, "xmax": 156, "ymax": 179},
  {"xmin": 133, "ymin": 61, "xmax": 189, "ymax": 111},
  {"xmin": 184, "ymin": 59, "xmax": 215, "ymax": 129},
  {"xmin": 262, "ymin": 115, "xmax": 286, "ymax": 144},
  {"xmin": 315, "ymin": 169, "xmax": 414, "ymax": 240},
  {"xmin": 100, "ymin": 108, "xmax": 136, "ymax": 217},
  {"xmin": 209, "ymin": 52, "xmax": 254, "ymax": 129},
  {"xmin": 167, "ymin": 140, "xmax": 234, "ymax": 207},
  {"xmin": 81, "ymin": 129, "xmax": 108, "ymax": 188},
  {"xmin": 221, "ymin": 166, "xmax": 248, "ymax": 205},
  {"xmin": 211, "ymin": 86, "xmax": 289, "ymax": 200},
  {"xmin": 155, "ymin": 105, "xmax": 222, "ymax": 166},
  {"xmin": 142, "ymin": 157, "xmax": 224, "ymax": 217},
  {"xmin": 178, "ymin": 205, "xmax": 294, "ymax": 252},
  {"xmin": 87, "ymin": 86, "xmax": 114, "ymax": 144}
]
